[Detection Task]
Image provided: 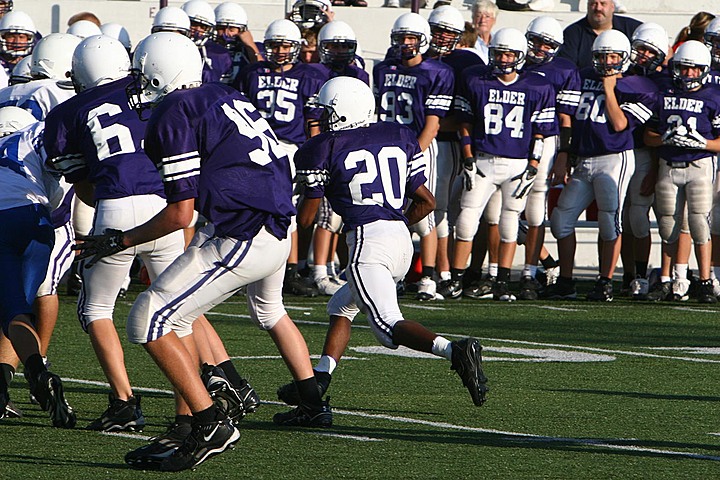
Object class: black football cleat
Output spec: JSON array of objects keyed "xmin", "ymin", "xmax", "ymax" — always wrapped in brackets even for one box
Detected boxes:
[
  {"xmin": 158, "ymin": 417, "xmax": 240, "ymax": 472},
  {"xmin": 87, "ymin": 394, "xmax": 145, "ymax": 432},
  {"xmin": 276, "ymin": 370, "xmax": 330, "ymax": 406},
  {"xmin": 31, "ymin": 371, "xmax": 76, "ymax": 428},
  {"xmin": 273, "ymin": 399, "xmax": 333, "ymax": 428},
  {"xmin": 201, "ymin": 364, "xmax": 259, "ymax": 421},
  {"xmin": 450, "ymin": 338, "xmax": 489, "ymax": 406},
  {"xmin": 125, "ymin": 421, "xmax": 192, "ymax": 470}
]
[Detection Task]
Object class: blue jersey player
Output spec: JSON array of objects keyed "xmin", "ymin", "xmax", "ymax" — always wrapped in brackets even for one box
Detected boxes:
[
  {"xmin": 373, "ymin": 12, "xmax": 455, "ymax": 301},
  {"xmin": 277, "ymin": 76, "xmax": 488, "ymax": 410},
  {"xmin": 547, "ymin": 30, "xmax": 656, "ymax": 301},
  {"xmin": 449, "ymin": 28, "xmax": 558, "ymax": 302},
  {"xmin": 73, "ymin": 33, "xmax": 327, "ymax": 472}
]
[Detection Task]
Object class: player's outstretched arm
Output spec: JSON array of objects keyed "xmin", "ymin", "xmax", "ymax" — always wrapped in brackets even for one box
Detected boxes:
[{"xmin": 406, "ymin": 185, "xmax": 436, "ymax": 226}]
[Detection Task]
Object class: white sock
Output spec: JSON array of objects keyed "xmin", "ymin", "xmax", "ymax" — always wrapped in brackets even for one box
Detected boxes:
[
  {"xmin": 488, "ymin": 263, "xmax": 498, "ymax": 277},
  {"xmin": 315, "ymin": 355, "xmax": 337, "ymax": 375},
  {"xmin": 431, "ymin": 336, "xmax": 453, "ymax": 360},
  {"xmin": 522, "ymin": 264, "xmax": 537, "ymax": 278},
  {"xmin": 713, "ymin": 266, "xmax": 720, "ymax": 280},
  {"xmin": 313, "ymin": 264, "xmax": 327, "ymax": 283},
  {"xmin": 673, "ymin": 264, "xmax": 688, "ymax": 280},
  {"xmin": 661, "ymin": 275, "xmax": 672, "ymax": 283},
  {"xmin": 439, "ymin": 270, "xmax": 451, "ymax": 281}
]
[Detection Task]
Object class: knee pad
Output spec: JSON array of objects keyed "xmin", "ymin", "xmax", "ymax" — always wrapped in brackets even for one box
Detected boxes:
[
  {"xmin": 499, "ymin": 209, "xmax": 521, "ymax": 243},
  {"xmin": 628, "ymin": 204, "xmax": 651, "ymax": 238},
  {"xmin": 248, "ymin": 301, "xmax": 286, "ymax": 330},
  {"xmin": 412, "ymin": 215, "xmax": 434, "ymax": 238},
  {"xmin": 688, "ymin": 212, "xmax": 711, "ymax": 245},
  {"xmin": 597, "ymin": 210, "xmax": 620, "ymax": 241},
  {"xmin": 455, "ymin": 207, "xmax": 482, "ymax": 242},
  {"xmin": 327, "ymin": 284, "xmax": 360, "ymax": 321},
  {"xmin": 550, "ymin": 206, "xmax": 575, "ymax": 240},
  {"xmin": 435, "ymin": 214, "xmax": 449, "ymax": 239},
  {"xmin": 483, "ymin": 191, "xmax": 501, "ymax": 225},
  {"xmin": 524, "ymin": 190, "xmax": 546, "ymax": 227},
  {"xmin": 658, "ymin": 215, "xmax": 681, "ymax": 244},
  {"xmin": 367, "ymin": 315, "xmax": 400, "ymax": 349}
]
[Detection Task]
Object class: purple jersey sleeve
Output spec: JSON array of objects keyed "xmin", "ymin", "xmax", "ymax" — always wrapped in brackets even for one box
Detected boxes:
[
  {"xmin": 524, "ymin": 57, "xmax": 581, "ymax": 117},
  {"xmin": 201, "ymin": 40, "xmax": 234, "ymax": 84},
  {"xmin": 295, "ymin": 122, "xmax": 425, "ymax": 230},
  {"xmin": 656, "ymin": 84, "xmax": 720, "ymax": 162}
]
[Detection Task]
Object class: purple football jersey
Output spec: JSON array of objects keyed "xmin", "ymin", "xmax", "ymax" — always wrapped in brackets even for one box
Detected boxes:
[
  {"xmin": 706, "ymin": 69, "xmax": 720, "ymax": 87},
  {"xmin": 523, "ymin": 57, "xmax": 581, "ymax": 117},
  {"xmin": 437, "ymin": 48, "xmax": 485, "ymax": 81},
  {"xmin": 455, "ymin": 70, "xmax": 559, "ymax": 159},
  {"xmin": 655, "ymin": 83, "xmax": 720, "ymax": 162},
  {"xmin": 44, "ymin": 76, "xmax": 165, "ymax": 201},
  {"xmin": 372, "ymin": 58, "xmax": 455, "ymax": 137},
  {"xmin": 144, "ymin": 83, "xmax": 295, "ymax": 241},
  {"xmin": 570, "ymin": 68, "xmax": 657, "ymax": 157},
  {"xmin": 308, "ymin": 62, "xmax": 370, "ymax": 85},
  {"xmin": 295, "ymin": 122, "xmax": 426, "ymax": 231},
  {"xmin": 201, "ymin": 40, "xmax": 233, "ymax": 84},
  {"xmin": 233, "ymin": 61, "xmax": 324, "ymax": 145}
]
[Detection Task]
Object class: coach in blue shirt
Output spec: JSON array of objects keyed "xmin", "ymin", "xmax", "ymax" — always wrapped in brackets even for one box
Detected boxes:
[{"xmin": 557, "ymin": 0, "xmax": 641, "ymax": 69}]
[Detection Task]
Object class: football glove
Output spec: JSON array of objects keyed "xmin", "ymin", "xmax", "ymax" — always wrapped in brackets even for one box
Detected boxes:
[
  {"xmin": 511, "ymin": 164, "xmax": 538, "ymax": 199},
  {"xmin": 662, "ymin": 125, "xmax": 708, "ymax": 150},
  {"xmin": 463, "ymin": 157, "xmax": 484, "ymax": 191},
  {"xmin": 73, "ymin": 229, "xmax": 127, "ymax": 268}
]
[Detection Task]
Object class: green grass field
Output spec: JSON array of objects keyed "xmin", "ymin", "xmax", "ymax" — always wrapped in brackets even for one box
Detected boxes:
[{"xmin": 3, "ymin": 284, "xmax": 720, "ymax": 479}]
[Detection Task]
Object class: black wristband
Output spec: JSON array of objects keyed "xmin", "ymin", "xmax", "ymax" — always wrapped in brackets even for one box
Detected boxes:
[{"xmin": 558, "ymin": 126, "xmax": 572, "ymax": 152}]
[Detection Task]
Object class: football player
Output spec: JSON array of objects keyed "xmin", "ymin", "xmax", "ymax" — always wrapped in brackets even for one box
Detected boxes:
[
  {"xmin": 181, "ymin": 0, "xmax": 233, "ymax": 84},
  {"xmin": 373, "ymin": 12, "xmax": 455, "ymax": 301},
  {"xmin": 447, "ymin": 27, "xmax": 558, "ymax": 302},
  {"xmin": 547, "ymin": 30, "xmax": 655, "ymax": 301},
  {"xmin": 0, "ymin": 111, "xmax": 75, "ymax": 429},
  {"xmin": 74, "ymin": 32, "xmax": 326, "ymax": 471},
  {"xmin": 643, "ymin": 40, "xmax": 720, "ymax": 303},
  {"xmin": 234, "ymin": 18, "xmax": 325, "ymax": 297},
  {"xmin": 0, "ymin": 11, "xmax": 34, "ymax": 77},
  {"xmin": 213, "ymin": 2, "xmax": 262, "ymax": 84},
  {"xmin": 289, "ymin": 0, "xmax": 334, "ymax": 31},
  {"xmin": 278, "ymin": 76, "xmax": 488, "ymax": 409},
  {"xmin": 518, "ymin": 16, "xmax": 580, "ymax": 300}
]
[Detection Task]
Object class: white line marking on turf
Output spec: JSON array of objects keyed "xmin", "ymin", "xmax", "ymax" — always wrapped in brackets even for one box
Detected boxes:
[
  {"xmin": 228, "ymin": 355, "xmax": 366, "ymax": 361},
  {"xmin": 101, "ymin": 431, "xmax": 151, "ymax": 441},
  {"xmin": 62, "ymin": 377, "xmax": 720, "ymax": 458},
  {"xmin": 402, "ymin": 304, "xmax": 447, "ymax": 311},
  {"xmin": 671, "ymin": 307, "xmax": 719, "ymax": 314},
  {"xmin": 646, "ymin": 347, "xmax": 720, "ymax": 354},
  {"xmin": 311, "ymin": 432, "xmax": 383, "ymax": 442},
  {"xmin": 535, "ymin": 306, "xmax": 587, "ymax": 312}
]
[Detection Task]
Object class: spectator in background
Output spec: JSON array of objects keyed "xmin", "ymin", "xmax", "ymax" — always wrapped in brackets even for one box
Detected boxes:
[
  {"xmin": 300, "ymin": 27, "xmax": 319, "ymax": 63},
  {"xmin": 471, "ymin": 0, "xmax": 498, "ymax": 64},
  {"xmin": 671, "ymin": 11, "xmax": 715, "ymax": 52},
  {"xmin": 67, "ymin": 12, "xmax": 100, "ymax": 27},
  {"xmin": 557, "ymin": 0, "xmax": 641, "ymax": 69}
]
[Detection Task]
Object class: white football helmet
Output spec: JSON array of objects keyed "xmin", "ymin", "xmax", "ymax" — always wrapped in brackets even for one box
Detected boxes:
[
  {"xmin": 67, "ymin": 20, "xmax": 102, "ymax": 40},
  {"xmin": 31, "ymin": 33, "xmax": 81, "ymax": 81},
  {"xmin": 630, "ymin": 22, "xmax": 668, "ymax": 73},
  {"xmin": 263, "ymin": 19, "xmax": 301, "ymax": 66},
  {"xmin": 181, "ymin": 0, "xmax": 215, "ymax": 46},
  {"xmin": 152, "ymin": 7, "xmax": 191, "ymax": 37},
  {"xmin": 391, "ymin": 13, "xmax": 431, "ymax": 59},
  {"xmin": 591, "ymin": 29, "xmax": 631, "ymax": 76},
  {"xmin": 100, "ymin": 23, "xmax": 132, "ymax": 52},
  {"xmin": 9, "ymin": 54, "xmax": 31, "ymax": 84},
  {"xmin": 214, "ymin": 2, "xmax": 247, "ymax": 50},
  {"xmin": 128, "ymin": 32, "xmax": 202, "ymax": 111},
  {"xmin": 671, "ymin": 40, "xmax": 711, "ymax": 91},
  {"xmin": 489, "ymin": 28, "xmax": 527, "ymax": 74},
  {"xmin": 428, "ymin": 5, "xmax": 464, "ymax": 56},
  {"xmin": 312, "ymin": 76, "xmax": 374, "ymax": 132},
  {"xmin": 71, "ymin": 35, "xmax": 131, "ymax": 93},
  {"xmin": 704, "ymin": 18, "xmax": 720, "ymax": 67},
  {"xmin": 290, "ymin": 0, "xmax": 332, "ymax": 31},
  {"xmin": 0, "ymin": 106, "xmax": 35, "ymax": 136},
  {"xmin": 0, "ymin": 11, "xmax": 36, "ymax": 58},
  {"xmin": 318, "ymin": 21, "xmax": 357, "ymax": 67},
  {"xmin": 525, "ymin": 16, "xmax": 564, "ymax": 64}
]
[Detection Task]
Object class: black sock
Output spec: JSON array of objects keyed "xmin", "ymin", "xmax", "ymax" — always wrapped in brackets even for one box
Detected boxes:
[
  {"xmin": 558, "ymin": 275, "xmax": 573, "ymax": 285},
  {"xmin": 497, "ymin": 267, "xmax": 511, "ymax": 283},
  {"xmin": 314, "ymin": 370, "xmax": 332, "ymax": 390},
  {"xmin": 295, "ymin": 377, "xmax": 322, "ymax": 409},
  {"xmin": 0, "ymin": 363, "xmax": 14, "ymax": 390},
  {"xmin": 285, "ymin": 263, "xmax": 298, "ymax": 277},
  {"xmin": 635, "ymin": 261, "xmax": 648, "ymax": 278},
  {"xmin": 218, "ymin": 360, "xmax": 243, "ymax": 387},
  {"xmin": 24, "ymin": 353, "xmax": 46, "ymax": 383},
  {"xmin": 421, "ymin": 266, "xmax": 435, "ymax": 279},
  {"xmin": 193, "ymin": 404, "xmax": 219, "ymax": 423},
  {"xmin": 541, "ymin": 255, "xmax": 558, "ymax": 269},
  {"xmin": 451, "ymin": 268, "xmax": 465, "ymax": 282},
  {"xmin": 175, "ymin": 414, "xmax": 193, "ymax": 426},
  {"xmin": 599, "ymin": 276, "xmax": 611, "ymax": 283}
]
